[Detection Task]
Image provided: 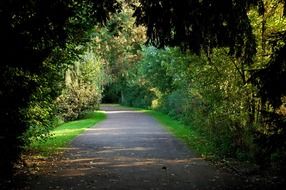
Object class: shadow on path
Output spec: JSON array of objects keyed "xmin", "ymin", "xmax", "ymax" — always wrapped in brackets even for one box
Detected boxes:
[{"xmin": 27, "ymin": 104, "xmax": 251, "ymax": 190}]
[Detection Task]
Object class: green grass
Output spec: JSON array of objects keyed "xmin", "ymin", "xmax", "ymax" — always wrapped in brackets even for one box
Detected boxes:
[
  {"xmin": 143, "ymin": 109, "xmax": 217, "ymax": 159},
  {"xmin": 29, "ymin": 111, "xmax": 106, "ymax": 155}
]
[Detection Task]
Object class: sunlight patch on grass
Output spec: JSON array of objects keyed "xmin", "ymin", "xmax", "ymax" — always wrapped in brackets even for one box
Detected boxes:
[{"xmin": 29, "ymin": 111, "xmax": 106, "ymax": 155}]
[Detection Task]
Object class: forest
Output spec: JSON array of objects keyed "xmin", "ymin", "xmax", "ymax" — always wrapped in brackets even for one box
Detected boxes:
[{"xmin": 0, "ymin": 0, "xmax": 286, "ymax": 183}]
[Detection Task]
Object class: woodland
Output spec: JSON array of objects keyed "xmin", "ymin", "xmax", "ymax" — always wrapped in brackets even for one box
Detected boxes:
[{"xmin": 0, "ymin": 0, "xmax": 286, "ymax": 182}]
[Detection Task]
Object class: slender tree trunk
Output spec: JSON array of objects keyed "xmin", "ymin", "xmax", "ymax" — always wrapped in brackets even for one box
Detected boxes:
[{"xmin": 121, "ymin": 90, "xmax": 125, "ymax": 104}]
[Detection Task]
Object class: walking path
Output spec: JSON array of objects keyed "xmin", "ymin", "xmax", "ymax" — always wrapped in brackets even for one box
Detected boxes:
[{"xmin": 29, "ymin": 105, "xmax": 245, "ymax": 190}]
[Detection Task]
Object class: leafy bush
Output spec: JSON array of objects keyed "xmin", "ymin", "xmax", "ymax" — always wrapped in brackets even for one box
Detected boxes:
[
  {"xmin": 56, "ymin": 84, "xmax": 101, "ymax": 121},
  {"xmin": 56, "ymin": 51, "xmax": 106, "ymax": 121},
  {"xmin": 21, "ymin": 60, "xmax": 65, "ymax": 147},
  {"xmin": 22, "ymin": 100, "xmax": 57, "ymax": 145},
  {"xmin": 121, "ymin": 82, "xmax": 155, "ymax": 108},
  {"xmin": 124, "ymin": 46, "xmax": 257, "ymax": 160}
]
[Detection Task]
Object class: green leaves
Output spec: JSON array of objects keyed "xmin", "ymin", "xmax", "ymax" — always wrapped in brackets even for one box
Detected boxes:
[
  {"xmin": 56, "ymin": 50, "xmax": 107, "ymax": 121},
  {"xmin": 134, "ymin": 0, "xmax": 260, "ymax": 60}
]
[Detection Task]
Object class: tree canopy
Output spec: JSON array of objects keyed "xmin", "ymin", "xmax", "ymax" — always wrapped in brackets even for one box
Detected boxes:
[
  {"xmin": 134, "ymin": 0, "xmax": 286, "ymax": 135},
  {"xmin": 1, "ymin": 0, "xmax": 286, "ymax": 181},
  {"xmin": 135, "ymin": 1, "xmax": 265, "ymax": 60},
  {"xmin": 0, "ymin": 0, "xmax": 119, "ymax": 178}
]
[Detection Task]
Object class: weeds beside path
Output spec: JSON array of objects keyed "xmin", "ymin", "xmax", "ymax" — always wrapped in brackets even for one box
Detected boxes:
[
  {"xmin": 13, "ymin": 105, "xmax": 284, "ymax": 190},
  {"xmin": 28, "ymin": 111, "xmax": 106, "ymax": 156}
]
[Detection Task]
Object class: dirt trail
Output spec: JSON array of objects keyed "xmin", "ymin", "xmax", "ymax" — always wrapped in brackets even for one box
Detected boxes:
[{"xmin": 26, "ymin": 105, "xmax": 250, "ymax": 190}]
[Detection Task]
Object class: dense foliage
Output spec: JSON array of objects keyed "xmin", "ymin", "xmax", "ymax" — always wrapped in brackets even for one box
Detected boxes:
[
  {"xmin": 56, "ymin": 51, "xmax": 107, "ymax": 121},
  {"xmin": 122, "ymin": 47, "xmax": 255, "ymax": 158},
  {"xmin": 118, "ymin": 0, "xmax": 286, "ymax": 173},
  {"xmin": 134, "ymin": 0, "xmax": 264, "ymax": 63},
  {"xmin": 0, "ymin": 0, "xmax": 119, "ymax": 178},
  {"xmin": 134, "ymin": 0, "xmax": 286, "ymax": 119},
  {"xmin": 1, "ymin": 0, "xmax": 286, "ymax": 180}
]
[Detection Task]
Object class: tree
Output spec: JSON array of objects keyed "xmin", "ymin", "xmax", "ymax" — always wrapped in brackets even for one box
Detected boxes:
[
  {"xmin": 57, "ymin": 50, "xmax": 107, "ymax": 121},
  {"xmin": 133, "ymin": 0, "xmax": 286, "ymax": 169},
  {"xmin": 90, "ymin": 4, "xmax": 146, "ymax": 103},
  {"xmin": 134, "ymin": 1, "xmax": 266, "ymax": 61},
  {"xmin": 0, "ymin": 0, "xmax": 119, "ymax": 178}
]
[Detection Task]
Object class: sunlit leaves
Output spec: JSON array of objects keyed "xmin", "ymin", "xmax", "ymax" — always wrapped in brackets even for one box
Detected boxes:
[
  {"xmin": 0, "ymin": 0, "xmax": 120, "ymax": 174},
  {"xmin": 249, "ymin": 0, "xmax": 286, "ymax": 67},
  {"xmin": 56, "ymin": 49, "xmax": 107, "ymax": 121}
]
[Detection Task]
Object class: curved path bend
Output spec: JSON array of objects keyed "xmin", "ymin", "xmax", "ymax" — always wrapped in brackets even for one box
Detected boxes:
[{"xmin": 30, "ymin": 105, "xmax": 246, "ymax": 190}]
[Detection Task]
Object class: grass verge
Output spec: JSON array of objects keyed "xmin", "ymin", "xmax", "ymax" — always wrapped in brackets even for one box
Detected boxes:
[
  {"xmin": 143, "ymin": 109, "xmax": 217, "ymax": 159},
  {"xmin": 29, "ymin": 111, "xmax": 106, "ymax": 155}
]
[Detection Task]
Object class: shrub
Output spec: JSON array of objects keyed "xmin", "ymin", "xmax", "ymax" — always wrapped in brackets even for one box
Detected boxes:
[{"xmin": 57, "ymin": 51, "xmax": 107, "ymax": 121}]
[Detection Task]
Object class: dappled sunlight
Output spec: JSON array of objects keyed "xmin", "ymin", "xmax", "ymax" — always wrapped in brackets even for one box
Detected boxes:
[
  {"xmin": 96, "ymin": 147, "xmax": 155, "ymax": 153},
  {"xmin": 52, "ymin": 152, "xmax": 204, "ymax": 178},
  {"xmin": 44, "ymin": 142, "xmax": 207, "ymax": 178},
  {"xmin": 86, "ymin": 127, "xmax": 162, "ymax": 131},
  {"xmin": 57, "ymin": 147, "xmax": 80, "ymax": 151},
  {"xmin": 44, "ymin": 105, "xmax": 209, "ymax": 181},
  {"xmin": 83, "ymin": 125, "xmax": 168, "ymax": 136},
  {"xmin": 103, "ymin": 110, "xmax": 141, "ymax": 114},
  {"xmin": 25, "ymin": 104, "xmax": 249, "ymax": 190},
  {"xmin": 58, "ymin": 169, "xmax": 87, "ymax": 177},
  {"xmin": 61, "ymin": 158, "xmax": 96, "ymax": 164},
  {"xmin": 52, "ymin": 130, "xmax": 81, "ymax": 137},
  {"xmin": 82, "ymin": 132, "xmax": 168, "ymax": 137},
  {"xmin": 86, "ymin": 127, "xmax": 121, "ymax": 132}
]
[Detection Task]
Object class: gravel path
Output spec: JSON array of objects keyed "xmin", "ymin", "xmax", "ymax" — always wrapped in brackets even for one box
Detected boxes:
[{"xmin": 29, "ymin": 105, "xmax": 246, "ymax": 190}]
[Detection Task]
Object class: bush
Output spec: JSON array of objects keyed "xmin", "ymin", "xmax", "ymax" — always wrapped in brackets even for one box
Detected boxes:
[
  {"xmin": 125, "ymin": 46, "xmax": 257, "ymax": 160},
  {"xmin": 21, "ymin": 60, "xmax": 64, "ymax": 147},
  {"xmin": 57, "ymin": 84, "xmax": 101, "ymax": 121},
  {"xmin": 56, "ymin": 51, "xmax": 106, "ymax": 121},
  {"xmin": 22, "ymin": 101, "xmax": 57, "ymax": 142},
  {"xmin": 121, "ymin": 82, "xmax": 155, "ymax": 108}
]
